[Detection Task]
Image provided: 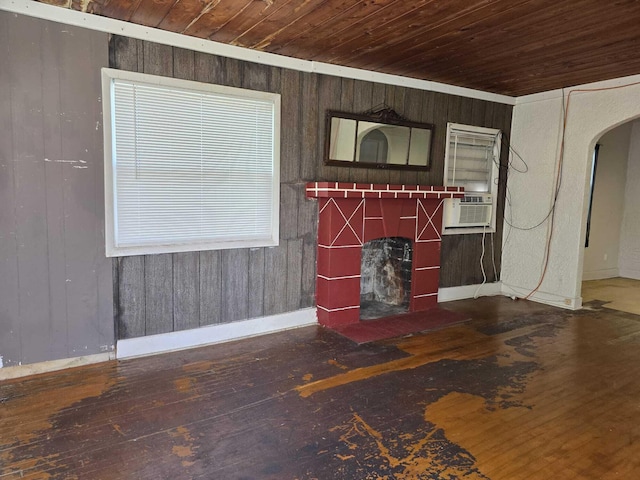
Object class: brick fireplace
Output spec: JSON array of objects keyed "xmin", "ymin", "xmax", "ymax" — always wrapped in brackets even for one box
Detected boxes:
[{"xmin": 306, "ymin": 182, "xmax": 464, "ymax": 328}]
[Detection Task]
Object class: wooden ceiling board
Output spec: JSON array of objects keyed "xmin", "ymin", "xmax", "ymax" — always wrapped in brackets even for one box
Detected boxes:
[
  {"xmin": 98, "ymin": 0, "xmax": 141, "ymax": 20},
  {"xmin": 323, "ymin": 0, "xmax": 499, "ymax": 65},
  {"xmin": 505, "ymin": 38, "xmax": 640, "ymax": 89},
  {"xmin": 182, "ymin": 0, "xmax": 256, "ymax": 39},
  {"xmin": 350, "ymin": 0, "xmax": 538, "ymax": 71},
  {"xmin": 310, "ymin": 0, "xmax": 434, "ymax": 63},
  {"xmin": 372, "ymin": 1, "xmax": 640, "ymax": 94},
  {"xmin": 35, "ymin": 0, "xmax": 640, "ymax": 96},
  {"xmin": 197, "ymin": 0, "xmax": 282, "ymax": 42},
  {"xmin": 272, "ymin": 0, "xmax": 401, "ymax": 57},
  {"xmin": 129, "ymin": 0, "xmax": 181, "ymax": 28},
  {"xmin": 234, "ymin": 0, "xmax": 355, "ymax": 49},
  {"xmin": 372, "ymin": 3, "xmax": 583, "ymax": 90},
  {"xmin": 155, "ymin": 0, "xmax": 217, "ymax": 33},
  {"xmin": 420, "ymin": 10, "xmax": 640, "ymax": 92},
  {"xmin": 223, "ymin": 0, "xmax": 328, "ymax": 48},
  {"xmin": 397, "ymin": 0, "xmax": 607, "ymax": 73},
  {"xmin": 266, "ymin": 0, "xmax": 385, "ymax": 54},
  {"xmin": 83, "ymin": 0, "xmax": 109, "ymax": 15}
]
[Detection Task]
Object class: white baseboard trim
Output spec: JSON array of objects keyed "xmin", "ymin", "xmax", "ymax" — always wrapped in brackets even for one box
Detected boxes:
[
  {"xmin": 619, "ymin": 268, "xmax": 640, "ymax": 281},
  {"xmin": 437, "ymin": 281, "xmax": 583, "ymax": 310},
  {"xmin": 116, "ymin": 308, "xmax": 318, "ymax": 360},
  {"xmin": 501, "ymin": 283, "xmax": 582, "ymax": 310},
  {"xmin": 0, "ymin": 352, "xmax": 115, "ymax": 381},
  {"xmin": 582, "ymin": 268, "xmax": 619, "ymax": 281},
  {"xmin": 438, "ymin": 282, "xmax": 503, "ymax": 303}
]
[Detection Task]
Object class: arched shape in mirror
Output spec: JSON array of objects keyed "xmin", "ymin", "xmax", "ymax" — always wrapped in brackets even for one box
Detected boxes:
[{"xmin": 359, "ymin": 129, "xmax": 389, "ymax": 164}]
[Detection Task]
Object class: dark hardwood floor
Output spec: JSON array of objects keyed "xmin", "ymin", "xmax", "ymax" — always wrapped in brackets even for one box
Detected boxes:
[{"xmin": 2, "ymin": 296, "xmax": 640, "ymax": 479}]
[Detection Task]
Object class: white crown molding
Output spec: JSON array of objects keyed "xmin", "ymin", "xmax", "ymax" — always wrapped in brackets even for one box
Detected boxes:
[
  {"xmin": 1, "ymin": 0, "xmax": 515, "ymax": 105},
  {"xmin": 516, "ymin": 72, "xmax": 640, "ymax": 105}
]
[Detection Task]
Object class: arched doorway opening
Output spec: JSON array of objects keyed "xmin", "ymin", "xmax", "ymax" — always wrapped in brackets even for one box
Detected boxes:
[
  {"xmin": 580, "ymin": 119, "xmax": 640, "ymax": 313},
  {"xmin": 502, "ymin": 81, "xmax": 640, "ymax": 310}
]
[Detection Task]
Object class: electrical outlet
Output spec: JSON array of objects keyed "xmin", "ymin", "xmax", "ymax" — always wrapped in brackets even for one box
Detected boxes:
[{"xmin": 604, "ymin": 253, "xmax": 608, "ymax": 261}]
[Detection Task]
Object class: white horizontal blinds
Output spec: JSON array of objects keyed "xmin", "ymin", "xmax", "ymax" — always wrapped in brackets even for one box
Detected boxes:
[
  {"xmin": 112, "ymin": 79, "xmax": 275, "ymax": 248},
  {"xmin": 447, "ymin": 129, "xmax": 497, "ymax": 193}
]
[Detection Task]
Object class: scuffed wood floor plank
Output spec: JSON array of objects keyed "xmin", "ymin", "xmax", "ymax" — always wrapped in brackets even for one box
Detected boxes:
[{"xmin": 2, "ymin": 297, "xmax": 640, "ymax": 479}]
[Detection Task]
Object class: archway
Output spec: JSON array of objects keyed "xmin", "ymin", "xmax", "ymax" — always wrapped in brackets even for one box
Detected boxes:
[
  {"xmin": 580, "ymin": 119, "xmax": 640, "ymax": 312},
  {"xmin": 502, "ymin": 80, "xmax": 640, "ymax": 309}
]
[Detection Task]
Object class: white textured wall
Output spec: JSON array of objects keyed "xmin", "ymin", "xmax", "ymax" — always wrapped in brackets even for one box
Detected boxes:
[
  {"xmin": 582, "ymin": 123, "xmax": 631, "ymax": 280},
  {"xmin": 619, "ymin": 120, "xmax": 640, "ymax": 279},
  {"xmin": 502, "ymin": 79, "xmax": 640, "ymax": 308}
]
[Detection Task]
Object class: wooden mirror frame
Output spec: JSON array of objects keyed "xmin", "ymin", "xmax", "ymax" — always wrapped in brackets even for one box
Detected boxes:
[{"xmin": 324, "ymin": 109, "xmax": 435, "ymax": 171}]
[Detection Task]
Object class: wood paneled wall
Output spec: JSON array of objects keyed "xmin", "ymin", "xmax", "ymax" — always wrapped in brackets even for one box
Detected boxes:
[
  {"xmin": 0, "ymin": 13, "xmax": 114, "ymax": 366},
  {"xmin": 110, "ymin": 36, "xmax": 512, "ymax": 339}
]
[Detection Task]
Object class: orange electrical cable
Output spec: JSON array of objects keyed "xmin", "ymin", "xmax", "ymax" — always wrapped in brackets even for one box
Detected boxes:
[{"xmin": 523, "ymin": 80, "xmax": 640, "ymax": 300}]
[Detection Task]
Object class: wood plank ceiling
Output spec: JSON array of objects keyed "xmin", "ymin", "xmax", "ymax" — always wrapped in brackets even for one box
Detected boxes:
[{"xmin": 40, "ymin": 0, "xmax": 640, "ymax": 96}]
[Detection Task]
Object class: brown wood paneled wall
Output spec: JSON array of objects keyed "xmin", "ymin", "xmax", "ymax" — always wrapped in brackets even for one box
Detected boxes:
[{"xmin": 110, "ymin": 36, "xmax": 512, "ymax": 339}]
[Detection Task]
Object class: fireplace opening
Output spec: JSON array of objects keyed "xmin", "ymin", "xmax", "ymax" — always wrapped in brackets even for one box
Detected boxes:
[{"xmin": 360, "ymin": 237, "xmax": 412, "ymax": 320}]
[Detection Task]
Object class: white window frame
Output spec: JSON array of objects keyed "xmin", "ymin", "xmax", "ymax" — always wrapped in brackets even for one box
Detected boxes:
[
  {"xmin": 101, "ymin": 68, "xmax": 280, "ymax": 257},
  {"xmin": 443, "ymin": 122, "xmax": 501, "ymax": 235}
]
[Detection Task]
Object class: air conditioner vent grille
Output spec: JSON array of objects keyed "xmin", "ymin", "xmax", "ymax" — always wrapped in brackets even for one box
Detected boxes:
[
  {"xmin": 459, "ymin": 204, "xmax": 492, "ymax": 225},
  {"xmin": 462, "ymin": 195, "xmax": 486, "ymax": 203}
]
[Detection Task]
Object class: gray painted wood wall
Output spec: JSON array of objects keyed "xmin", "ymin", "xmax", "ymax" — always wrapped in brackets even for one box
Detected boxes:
[
  {"xmin": 110, "ymin": 36, "xmax": 513, "ymax": 340},
  {"xmin": 0, "ymin": 13, "xmax": 114, "ymax": 367}
]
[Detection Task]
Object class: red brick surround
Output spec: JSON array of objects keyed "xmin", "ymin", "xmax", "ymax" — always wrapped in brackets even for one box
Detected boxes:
[{"xmin": 306, "ymin": 182, "xmax": 464, "ymax": 328}]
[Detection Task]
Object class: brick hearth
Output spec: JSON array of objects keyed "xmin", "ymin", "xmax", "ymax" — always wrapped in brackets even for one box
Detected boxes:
[{"xmin": 306, "ymin": 182, "xmax": 464, "ymax": 328}]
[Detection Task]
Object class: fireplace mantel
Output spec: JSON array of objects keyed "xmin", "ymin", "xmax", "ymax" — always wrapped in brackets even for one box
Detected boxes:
[
  {"xmin": 306, "ymin": 182, "xmax": 464, "ymax": 328},
  {"xmin": 306, "ymin": 182, "xmax": 464, "ymax": 200}
]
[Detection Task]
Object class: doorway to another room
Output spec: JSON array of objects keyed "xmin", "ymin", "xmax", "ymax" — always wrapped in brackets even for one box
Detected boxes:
[{"xmin": 581, "ymin": 120, "xmax": 640, "ymax": 314}]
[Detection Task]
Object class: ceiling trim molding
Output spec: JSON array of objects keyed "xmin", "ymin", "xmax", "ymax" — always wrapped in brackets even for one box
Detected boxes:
[
  {"xmin": 2, "ymin": 0, "xmax": 516, "ymax": 105},
  {"xmin": 516, "ymin": 73, "xmax": 640, "ymax": 105}
]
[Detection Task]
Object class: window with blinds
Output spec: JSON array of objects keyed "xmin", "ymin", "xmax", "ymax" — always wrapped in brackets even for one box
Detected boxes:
[
  {"xmin": 101, "ymin": 68, "xmax": 280, "ymax": 257},
  {"xmin": 445, "ymin": 124, "xmax": 501, "ymax": 193},
  {"xmin": 443, "ymin": 123, "xmax": 501, "ymax": 234}
]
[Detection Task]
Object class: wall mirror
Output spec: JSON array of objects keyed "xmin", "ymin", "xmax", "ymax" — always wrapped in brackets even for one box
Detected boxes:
[{"xmin": 325, "ymin": 108, "xmax": 434, "ymax": 170}]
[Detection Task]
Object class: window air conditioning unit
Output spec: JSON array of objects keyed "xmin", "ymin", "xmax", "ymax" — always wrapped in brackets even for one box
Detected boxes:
[
  {"xmin": 442, "ymin": 123, "xmax": 501, "ymax": 233},
  {"xmin": 443, "ymin": 194, "xmax": 493, "ymax": 229}
]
